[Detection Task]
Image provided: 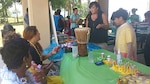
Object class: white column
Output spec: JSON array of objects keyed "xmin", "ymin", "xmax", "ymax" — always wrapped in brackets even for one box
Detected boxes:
[
  {"xmin": 149, "ymin": 0, "xmax": 150, "ymax": 10},
  {"xmin": 22, "ymin": 0, "xmax": 28, "ymax": 28},
  {"xmin": 28, "ymin": 0, "xmax": 50, "ymax": 48}
]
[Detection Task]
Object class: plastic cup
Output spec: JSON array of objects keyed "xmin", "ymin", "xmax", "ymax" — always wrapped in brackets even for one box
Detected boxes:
[
  {"xmin": 72, "ymin": 46, "xmax": 78, "ymax": 58},
  {"xmin": 88, "ymin": 51, "xmax": 94, "ymax": 63}
]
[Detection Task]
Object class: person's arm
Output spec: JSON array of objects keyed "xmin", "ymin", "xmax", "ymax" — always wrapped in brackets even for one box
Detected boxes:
[
  {"xmin": 76, "ymin": 19, "xmax": 80, "ymax": 24},
  {"xmin": 75, "ymin": 15, "xmax": 80, "ymax": 24},
  {"xmin": 33, "ymin": 69, "xmax": 47, "ymax": 84},
  {"xmin": 42, "ymin": 52, "xmax": 54, "ymax": 60},
  {"xmin": 86, "ymin": 19, "xmax": 88, "ymax": 27},
  {"xmin": 70, "ymin": 15, "xmax": 74, "ymax": 23},
  {"xmin": 127, "ymin": 42, "xmax": 137, "ymax": 61},
  {"xmin": 70, "ymin": 18, "xmax": 76, "ymax": 23},
  {"xmin": 60, "ymin": 15, "xmax": 66, "ymax": 28},
  {"xmin": 61, "ymin": 17, "xmax": 65, "ymax": 22},
  {"xmin": 125, "ymin": 27, "xmax": 137, "ymax": 61},
  {"xmin": 127, "ymin": 43, "xmax": 133, "ymax": 59},
  {"xmin": 42, "ymin": 46, "xmax": 60, "ymax": 60},
  {"xmin": 70, "ymin": 15, "xmax": 78, "ymax": 23},
  {"xmin": 96, "ymin": 13, "xmax": 109, "ymax": 29},
  {"xmin": 42, "ymin": 61, "xmax": 54, "ymax": 75}
]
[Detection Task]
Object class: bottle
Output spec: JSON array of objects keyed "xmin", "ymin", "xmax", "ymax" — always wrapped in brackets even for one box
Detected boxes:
[
  {"xmin": 107, "ymin": 55, "xmax": 111, "ymax": 61},
  {"xmin": 116, "ymin": 50, "xmax": 122, "ymax": 65},
  {"xmin": 72, "ymin": 41, "xmax": 78, "ymax": 58},
  {"xmin": 88, "ymin": 49, "xmax": 94, "ymax": 63},
  {"xmin": 101, "ymin": 53, "xmax": 105, "ymax": 59}
]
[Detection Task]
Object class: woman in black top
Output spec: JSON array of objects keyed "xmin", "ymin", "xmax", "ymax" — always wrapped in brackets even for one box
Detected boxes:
[
  {"xmin": 86, "ymin": 1, "xmax": 109, "ymax": 49},
  {"xmin": 23, "ymin": 26, "xmax": 59, "ymax": 64},
  {"xmin": 144, "ymin": 34, "xmax": 150, "ymax": 66},
  {"xmin": 23, "ymin": 26, "xmax": 59, "ymax": 74}
]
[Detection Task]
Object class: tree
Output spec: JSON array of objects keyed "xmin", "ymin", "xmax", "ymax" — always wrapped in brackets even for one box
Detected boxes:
[
  {"xmin": 49, "ymin": 0, "xmax": 82, "ymax": 16},
  {"xmin": 49, "ymin": 0, "xmax": 67, "ymax": 10},
  {"xmin": 49, "ymin": 0, "xmax": 89, "ymax": 19},
  {"xmin": 80, "ymin": 2, "xmax": 89, "ymax": 18},
  {"xmin": 0, "ymin": 0, "xmax": 16, "ymax": 23},
  {"xmin": 0, "ymin": 0, "xmax": 16, "ymax": 16},
  {"xmin": 70, "ymin": 0, "xmax": 81, "ymax": 9}
]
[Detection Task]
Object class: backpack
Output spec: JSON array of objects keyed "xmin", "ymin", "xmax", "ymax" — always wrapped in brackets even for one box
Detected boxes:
[{"xmin": 58, "ymin": 16, "xmax": 64, "ymax": 28}]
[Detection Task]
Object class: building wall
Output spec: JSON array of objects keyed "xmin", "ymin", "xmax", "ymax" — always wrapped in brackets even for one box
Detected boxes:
[{"xmin": 99, "ymin": 0, "xmax": 109, "ymax": 17}]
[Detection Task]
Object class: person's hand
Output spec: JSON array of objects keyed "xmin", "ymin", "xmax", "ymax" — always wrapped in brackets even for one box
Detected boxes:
[
  {"xmin": 33, "ymin": 69, "xmax": 47, "ymax": 84},
  {"xmin": 44, "ymin": 46, "xmax": 60, "ymax": 60},
  {"xmin": 42, "ymin": 61, "xmax": 53, "ymax": 74},
  {"xmin": 47, "ymin": 46, "xmax": 60, "ymax": 57},
  {"xmin": 96, "ymin": 24, "xmax": 102, "ymax": 29},
  {"xmin": 53, "ymin": 46, "xmax": 61, "ymax": 53},
  {"xmin": 75, "ymin": 20, "xmax": 79, "ymax": 24},
  {"xmin": 76, "ymin": 19, "xmax": 80, "ymax": 24}
]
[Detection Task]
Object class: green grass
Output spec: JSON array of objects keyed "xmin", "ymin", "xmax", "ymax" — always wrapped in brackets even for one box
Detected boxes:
[
  {"xmin": 0, "ymin": 18, "xmax": 24, "ymax": 29},
  {"xmin": 0, "ymin": 17, "xmax": 23, "ymax": 27}
]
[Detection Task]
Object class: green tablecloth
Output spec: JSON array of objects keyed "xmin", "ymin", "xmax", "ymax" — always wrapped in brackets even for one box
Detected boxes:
[{"xmin": 60, "ymin": 49, "xmax": 150, "ymax": 84}]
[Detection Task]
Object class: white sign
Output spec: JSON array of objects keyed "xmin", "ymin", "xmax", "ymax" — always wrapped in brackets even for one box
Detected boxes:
[{"xmin": 49, "ymin": 2, "xmax": 58, "ymax": 44}]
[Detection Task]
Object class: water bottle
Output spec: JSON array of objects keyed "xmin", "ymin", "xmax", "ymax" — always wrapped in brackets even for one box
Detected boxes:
[
  {"xmin": 101, "ymin": 53, "xmax": 105, "ymax": 59},
  {"xmin": 72, "ymin": 45, "xmax": 78, "ymax": 58},
  {"xmin": 116, "ymin": 50, "xmax": 122, "ymax": 65},
  {"xmin": 88, "ymin": 50, "xmax": 94, "ymax": 63},
  {"xmin": 72, "ymin": 42, "xmax": 78, "ymax": 58},
  {"xmin": 107, "ymin": 55, "xmax": 111, "ymax": 61}
]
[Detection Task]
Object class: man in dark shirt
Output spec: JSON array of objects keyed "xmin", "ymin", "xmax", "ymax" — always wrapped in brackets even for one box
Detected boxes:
[{"xmin": 24, "ymin": 8, "xmax": 29, "ymax": 26}]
